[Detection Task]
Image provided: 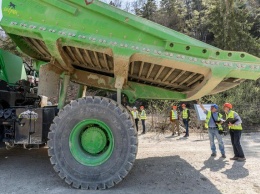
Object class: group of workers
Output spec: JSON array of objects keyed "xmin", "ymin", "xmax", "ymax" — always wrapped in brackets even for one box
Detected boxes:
[
  {"xmin": 131, "ymin": 106, "xmax": 147, "ymax": 134},
  {"xmin": 197, "ymin": 101, "xmax": 246, "ymax": 161},
  {"xmin": 131, "ymin": 101, "xmax": 246, "ymax": 162}
]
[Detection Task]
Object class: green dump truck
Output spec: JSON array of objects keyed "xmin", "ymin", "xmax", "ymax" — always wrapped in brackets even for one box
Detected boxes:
[{"xmin": 0, "ymin": 0, "xmax": 259, "ymax": 190}]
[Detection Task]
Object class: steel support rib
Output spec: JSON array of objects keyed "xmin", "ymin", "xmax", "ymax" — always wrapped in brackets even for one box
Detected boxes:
[
  {"xmin": 58, "ymin": 73, "xmax": 70, "ymax": 109},
  {"xmin": 77, "ymin": 84, "xmax": 87, "ymax": 98},
  {"xmin": 117, "ymin": 88, "xmax": 121, "ymax": 104}
]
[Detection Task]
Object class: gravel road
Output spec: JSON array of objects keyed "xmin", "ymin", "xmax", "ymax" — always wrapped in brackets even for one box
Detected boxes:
[{"xmin": 0, "ymin": 132, "xmax": 259, "ymax": 194}]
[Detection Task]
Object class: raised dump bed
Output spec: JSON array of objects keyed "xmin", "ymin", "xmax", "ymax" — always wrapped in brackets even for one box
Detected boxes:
[
  {"xmin": 1, "ymin": 0, "xmax": 259, "ymax": 103},
  {"xmin": 0, "ymin": 0, "xmax": 260, "ymax": 190}
]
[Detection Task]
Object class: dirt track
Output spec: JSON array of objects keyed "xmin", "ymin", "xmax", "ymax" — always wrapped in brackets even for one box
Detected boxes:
[{"xmin": 0, "ymin": 132, "xmax": 259, "ymax": 194}]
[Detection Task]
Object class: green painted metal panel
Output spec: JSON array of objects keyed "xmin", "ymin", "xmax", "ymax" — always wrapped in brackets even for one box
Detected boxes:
[
  {"xmin": 0, "ymin": 0, "xmax": 259, "ymax": 100},
  {"xmin": 0, "ymin": 49, "xmax": 27, "ymax": 84}
]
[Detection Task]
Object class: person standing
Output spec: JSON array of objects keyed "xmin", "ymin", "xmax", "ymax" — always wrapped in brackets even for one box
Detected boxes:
[
  {"xmin": 131, "ymin": 107, "xmax": 139, "ymax": 132},
  {"xmin": 198, "ymin": 101, "xmax": 226, "ymax": 158},
  {"xmin": 181, "ymin": 104, "xmax": 190, "ymax": 137},
  {"xmin": 140, "ymin": 106, "xmax": 147, "ymax": 134},
  {"xmin": 170, "ymin": 106, "xmax": 180, "ymax": 136},
  {"xmin": 223, "ymin": 103, "xmax": 246, "ymax": 162}
]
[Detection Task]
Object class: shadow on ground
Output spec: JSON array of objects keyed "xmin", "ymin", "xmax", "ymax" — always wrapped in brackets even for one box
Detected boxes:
[
  {"xmin": 0, "ymin": 148, "xmax": 222, "ymax": 194},
  {"xmin": 116, "ymin": 156, "xmax": 222, "ymax": 194}
]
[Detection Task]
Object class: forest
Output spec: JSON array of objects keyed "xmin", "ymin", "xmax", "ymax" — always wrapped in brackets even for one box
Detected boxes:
[{"xmin": 107, "ymin": 0, "xmax": 260, "ymax": 127}]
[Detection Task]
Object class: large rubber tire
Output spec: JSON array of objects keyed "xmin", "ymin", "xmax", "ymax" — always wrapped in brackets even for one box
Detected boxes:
[{"xmin": 47, "ymin": 96, "xmax": 138, "ymax": 189}]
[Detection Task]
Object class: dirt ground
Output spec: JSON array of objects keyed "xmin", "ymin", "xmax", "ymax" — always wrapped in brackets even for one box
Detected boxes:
[{"xmin": 0, "ymin": 131, "xmax": 259, "ymax": 194}]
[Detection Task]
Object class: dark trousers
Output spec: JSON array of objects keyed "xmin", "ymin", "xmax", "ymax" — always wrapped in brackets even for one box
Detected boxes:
[
  {"xmin": 141, "ymin": 119, "xmax": 146, "ymax": 133},
  {"xmin": 183, "ymin": 119, "xmax": 189, "ymax": 136},
  {"xmin": 135, "ymin": 119, "xmax": 139, "ymax": 131},
  {"xmin": 230, "ymin": 130, "xmax": 245, "ymax": 158}
]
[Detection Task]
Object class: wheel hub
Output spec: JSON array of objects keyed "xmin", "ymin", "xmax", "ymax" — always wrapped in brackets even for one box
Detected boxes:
[
  {"xmin": 69, "ymin": 119, "xmax": 114, "ymax": 166},
  {"xmin": 81, "ymin": 127, "xmax": 107, "ymax": 154}
]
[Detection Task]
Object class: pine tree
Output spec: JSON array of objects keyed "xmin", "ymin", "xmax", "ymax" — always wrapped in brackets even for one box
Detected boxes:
[
  {"xmin": 137, "ymin": 0, "xmax": 158, "ymax": 21},
  {"xmin": 208, "ymin": 0, "xmax": 259, "ymax": 56}
]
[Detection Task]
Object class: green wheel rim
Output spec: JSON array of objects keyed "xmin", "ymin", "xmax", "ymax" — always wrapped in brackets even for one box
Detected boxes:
[{"xmin": 69, "ymin": 119, "xmax": 114, "ymax": 166}]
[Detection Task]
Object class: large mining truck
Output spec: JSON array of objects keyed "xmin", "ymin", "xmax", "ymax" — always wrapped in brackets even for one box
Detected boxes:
[{"xmin": 0, "ymin": 0, "xmax": 259, "ymax": 190}]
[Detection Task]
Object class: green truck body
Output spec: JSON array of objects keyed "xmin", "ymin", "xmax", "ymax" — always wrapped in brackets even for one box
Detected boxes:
[
  {"xmin": 1, "ymin": 0, "xmax": 259, "ymax": 104},
  {"xmin": 0, "ymin": 49, "xmax": 27, "ymax": 84},
  {"xmin": 0, "ymin": 0, "xmax": 260, "ymax": 190}
]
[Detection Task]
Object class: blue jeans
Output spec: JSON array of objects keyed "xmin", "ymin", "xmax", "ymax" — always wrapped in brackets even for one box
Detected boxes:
[
  {"xmin": 183, "ymin": 119, "xmax": 189, "ymax": 135},
  {"xmin": 208, "ymin": 127, "xmax": 225, "ymax": 155}
]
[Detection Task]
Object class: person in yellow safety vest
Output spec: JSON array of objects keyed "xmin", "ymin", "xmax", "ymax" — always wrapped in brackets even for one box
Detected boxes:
[
  {"xmin": 131, "ymin": 107, "xmax": 139, "ymax": 132},
  {"xmin": 140, "ymin": 106, "xmax": 147, "ymax": 134},
  {"xmin": 223, "ymin": 103, "xmax": 246, "ymax": 162},
  {"xmin": 197, "ymin": 100, "xmax": 226, "ymax": 158},
  {"xmin": 170, "ymin": 106, "xmax": 180, "ymax": 136},
  {"xmin": 181, "ymin": 104, "xmax": 190, "ymax": 137}
]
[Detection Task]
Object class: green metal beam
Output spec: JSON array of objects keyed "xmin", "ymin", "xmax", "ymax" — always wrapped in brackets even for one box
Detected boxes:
[{"xmin": 58, "ymin": 73, "xmax": 70, "ymax": 109}]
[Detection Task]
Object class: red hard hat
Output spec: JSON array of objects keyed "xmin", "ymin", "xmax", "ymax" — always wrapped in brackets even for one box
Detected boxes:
[
  {"xmin": 172, "ymin": 106, "xmax": 177, "ymax": 109},
  {"xmin": 223, "ymin": 103, "xmax": 232, "ymax": 109}
]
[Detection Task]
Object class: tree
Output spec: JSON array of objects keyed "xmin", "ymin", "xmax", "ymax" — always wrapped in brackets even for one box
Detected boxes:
[
  {"xmin": 208, "ymin": 0, "xmax": 260, "ymax": 56},
  {"xmin": 109, "ymin": 0, "xmax": 122, "ymax": 8},
  {"xmin": 136, "ymin": 0, "xmax": 158, "ymax": 21}
]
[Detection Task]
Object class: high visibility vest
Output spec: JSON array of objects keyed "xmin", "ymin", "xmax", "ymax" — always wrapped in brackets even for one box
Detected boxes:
[
  {"xmin": 131, "ymin": 111, "xmax": 139, "ymax": 119},
  {"xmin": 182, "ymin": 109, "xmax": 189, "ymax": 119},
  {"xmin": 171, "ymin": 110, "xmax": 178, "ymax": 119},
  {"xmin": 225, "ymin": 110, "xmax": 242, "ymax": 130},
  {"xmin": 205, "ymin": 111, "xmax": 223, "ymax": 130},
  {"xmin": 140, "ymin": 110, "xmax": 147, "ymax": 120}
]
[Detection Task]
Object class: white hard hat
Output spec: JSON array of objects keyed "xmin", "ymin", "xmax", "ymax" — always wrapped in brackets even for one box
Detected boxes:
[{"xmin": 133, "ymin": 107, "xmax": 137, "ymax": 109}]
